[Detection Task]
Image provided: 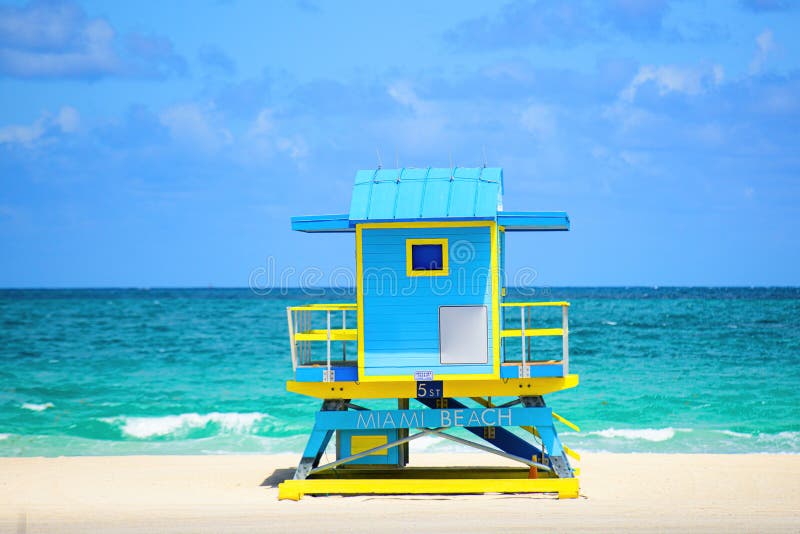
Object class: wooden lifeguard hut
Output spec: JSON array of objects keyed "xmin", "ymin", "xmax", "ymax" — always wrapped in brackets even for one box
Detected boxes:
[{"xmin": 278, "ymin": 167, "xmax": 580, "ymax": 500}]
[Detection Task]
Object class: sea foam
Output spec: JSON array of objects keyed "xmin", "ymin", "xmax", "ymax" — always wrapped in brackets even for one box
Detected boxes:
[
  {"xmin": 586, "ymin": 427, "xmax": 689, "ymax": 442},
  {"xmin": 101, "ymin": 412, "xmax": 271, "ymax": 439},
  {"xmin": 21, "ymin": 402, "xmax": 54, "ymax": 412}
]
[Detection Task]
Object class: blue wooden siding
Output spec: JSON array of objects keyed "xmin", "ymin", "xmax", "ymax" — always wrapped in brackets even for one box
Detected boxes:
[{"xmin": 361, "ymin": 226, "xmax": 495, "ymax": 377}]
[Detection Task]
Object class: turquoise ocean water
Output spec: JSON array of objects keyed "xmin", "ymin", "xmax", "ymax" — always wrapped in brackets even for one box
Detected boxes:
[{"xmin": 1, "ymin": 288, "xmax": 798, "ymax": 457}]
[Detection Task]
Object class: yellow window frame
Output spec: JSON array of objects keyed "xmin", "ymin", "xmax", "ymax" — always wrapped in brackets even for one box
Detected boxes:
[{"xmin": 405, "ymin": 238, "xmax": 449, "ymax": 277}]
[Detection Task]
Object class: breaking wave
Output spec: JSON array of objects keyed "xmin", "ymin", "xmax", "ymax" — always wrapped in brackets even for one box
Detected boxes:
[{"xmin": 100, "ymin": 412, "xmax": 274, "ymax": 439}]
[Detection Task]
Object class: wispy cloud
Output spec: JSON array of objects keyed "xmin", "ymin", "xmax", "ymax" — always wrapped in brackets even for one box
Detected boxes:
[
  {"xmin": 519, "ymin": 103, "xmax": 557, "ymax": 139},
  {"xmin": 444, "ymin": 1, "xmax": 596, "ymax": 50},
  {"xmin": 620, "ymin": 63, "xmax": 724, "ymax": 102},
  {"xmin": 0, "ymin": 106, "xmax": 79, "ymax": 145},
  {"xmin": 198, "ymin": 44, "xmax": 236, "ymax": 77},
  {"xmin": 443, "ymin": 0, "xmax": 701, "ymax": 51},
  {"xmin": 126, "ymin": 32, "xmax": 187, "ymax": 77},
  {"xmin": 159, "ymin": 103, "xmax": 232, "ymax": 152},
  {"xmin": 0, "ymin": 0, "xmax": 185, "ymax": 79},
  {"xmin": 749, "ymin": 29, "xmax": 774, "ymax": 74},
  {"xmin": 740, "ymin": 0, "xmax": 794, "ymax": 12},
  {"xmin": 232, "ymin": 107, "xmax": 311, "ymax": 168}
]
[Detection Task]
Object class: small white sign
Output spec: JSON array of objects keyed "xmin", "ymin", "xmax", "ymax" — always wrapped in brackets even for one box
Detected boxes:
[
  {"xmin": 323, "ymin": 369, "xmax": 335, "ymax": 382},
  {"xmin": 520, "ymin": 365, "xmax": 530, "ymax": 379},
  {"xmin": 414, "ymin": 370, "xmax": 434, "ymax": 381}
]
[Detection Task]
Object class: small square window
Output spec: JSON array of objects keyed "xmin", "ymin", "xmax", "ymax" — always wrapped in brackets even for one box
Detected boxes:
[
  {"xmin": 412, "ymin": 244, "xmax": 443, "ymax": 271},
  {"xmin": 405, "ymin": 238, "xmax": 449, "ymax": 277}
]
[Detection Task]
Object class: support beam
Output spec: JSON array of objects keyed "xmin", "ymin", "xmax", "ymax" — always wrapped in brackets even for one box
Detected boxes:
[
  {"xmin": 520, "ymin": 396, "xmax": 574, "ymax": 478},
  {"xmin": 416, "ymin": 397, "xmax": 544, "ymax": 462},
  {"xmin": 293, "ymin": 399, "xmax": 347, "ymax": 480}
]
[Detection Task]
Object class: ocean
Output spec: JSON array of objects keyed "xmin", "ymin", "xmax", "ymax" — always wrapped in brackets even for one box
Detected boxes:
[{"xmin": 1, "ymin": 287, "xmax": 798, "ymax": 457}]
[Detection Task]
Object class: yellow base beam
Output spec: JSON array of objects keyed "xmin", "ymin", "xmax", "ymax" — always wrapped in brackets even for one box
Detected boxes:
[
  {"xmin": 287, "ymin": 374, "xmax": 579, "ymax": 399},
  {"xmin": 278, "ymin": 477, "xmax": 579, "ymax": 501}
]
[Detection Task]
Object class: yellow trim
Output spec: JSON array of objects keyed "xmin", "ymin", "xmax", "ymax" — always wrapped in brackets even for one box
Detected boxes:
[
  {"xmin": 286, "ymin": 375, "xmax": 579, "ymax": 399},
  {"xmin": 501, "ymin": 328, "xmax": 563, "ymax": 338},
  {"xmin": 501, "ymin": 301, "xmax": 570, "ymax": 307},
  {"xmin": 355, "ymin": 220, "xmax": 501, "ymax": 383},
  {"xmin": 563, "ymin": 445, "xmax": 581, "ymax": 462},
  {"xmin": 405, "ymin": 238, "xmax": 449, "ymax": 277},
  {"xmin": 278, "ymin": 477, "xmax": 579, "ymax": 500},
  {"xmin": 294, "ymin": 328, "xmax": 357, "ymax": 342},
  {"xmin": 552, "ymin": 411, "xmax": 581, "ymax": 432},
  {"xmin": 359, "ymin": 221, "xmax": 495, "ymax": 229},
  {"xmin": 350, "ymin": 435, "xmax": 388, "ymax": 456},
  {"xmin": 490, "ymin": 221, "xmax": 500, "ymax": 378},
  {"xmin": 356, "ymin": 224, "xmax": 365, "ymax": 381},
  {"xmin": 288, "ymin": 303, "xmax": 357, "ymax": 312}
]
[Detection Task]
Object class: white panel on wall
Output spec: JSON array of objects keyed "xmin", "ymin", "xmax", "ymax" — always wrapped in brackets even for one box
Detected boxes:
[{"xmin": 439, "ymin": 305, "xmax": 488, "ymax": 364}]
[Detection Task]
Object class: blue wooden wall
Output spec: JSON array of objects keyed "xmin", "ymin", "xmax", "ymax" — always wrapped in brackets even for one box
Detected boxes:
[{"xmin": 360, "ymin": 225, "xmax": 496, "ymax": 377}]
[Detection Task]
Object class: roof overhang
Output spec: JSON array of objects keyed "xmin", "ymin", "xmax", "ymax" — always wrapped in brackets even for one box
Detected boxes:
[
  {"xmin": 497, "ymin": 211, "xmax": 570, "ymax": 231},
  {"xmin": 291, "ymin": 214, "xmax": 352, "ymax": 233},
  {"xmin": 291, "ymin": 211, "xmax": 570, "ymax": 233}
]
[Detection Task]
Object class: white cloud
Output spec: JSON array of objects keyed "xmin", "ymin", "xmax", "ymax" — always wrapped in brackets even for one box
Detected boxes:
[
  {"xmin": 601, "ymin": 101, "xmax": 655, "ymax": 131},
  {"xmin": 620, "ymin": 64, "xmax": 724, "ymax": 102},
  {"xmin": 519, "ymin": 104, "xmax": 556, "ymax": 139},
  {"xmin": 0, "ymin": 2, "xmax": 184, "ymax": 79},
  {"xmin": 248, "ymin": 109, "xmax": 274, "ymax": 136},
  {"xmin": 387, "ymin": 81, "xmax": 426, "ymax": 112},
  {"xmin": 0, "ymin": 106, "xmax": 81, "ymax": 145},
  {"xmin": 240, "ymin": 108, "xmax": 309, "ymax": 164},
  {"xmin": 55, "ymin": 106, "xmax": 80, "ymax": 133},
  {"xmin": 0, "ymin": 7, "xmax": 120, "ymax": 78},
  {"xmin": 276, "ymin": 136, "xmax": 309, "ymax": 160},
  {"xmin": 385, "ymin": 81, "xmax": 446, "ymax": 148},
  {"xmin": 749, "ymin": 29, "xmax": 774, "ymax": 74},
  {"xmin": 691, "ymin": 122, "xmax": 724, "ymax": 146},
  {"xmin": 619, "ymin": 150, "xmax": 650, "ymax": 167},
  {"xmin": 159, "ymin": 103, "xmax": 231, "ymax": 151},
  {"xmin": 0, "ymin": 117, "xmax": 46, "ymax": 145}
]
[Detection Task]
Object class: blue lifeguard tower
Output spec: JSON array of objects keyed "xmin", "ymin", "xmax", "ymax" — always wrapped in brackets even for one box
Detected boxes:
[{"xmin": 279, "ymin": 167, "xmax": 580, "ymax": 500}]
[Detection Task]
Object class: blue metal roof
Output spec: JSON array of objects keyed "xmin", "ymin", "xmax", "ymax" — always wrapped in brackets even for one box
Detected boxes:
[
  {"xmin": 289, "ymin": 166, "xmax": 571, "ymax": 233},
  {"xmin": 349, "ymin": 167, "xmax": 503, "ymax": 222}
]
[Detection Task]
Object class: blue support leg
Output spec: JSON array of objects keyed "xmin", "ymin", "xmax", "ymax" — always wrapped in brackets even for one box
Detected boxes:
[
  {"xmin": 293, "ymin": 399, "xmax": 346, "ymax": 480},
  {"xmin": 521, "ymin": 396, "xmax": 573, "ymax": 478}
]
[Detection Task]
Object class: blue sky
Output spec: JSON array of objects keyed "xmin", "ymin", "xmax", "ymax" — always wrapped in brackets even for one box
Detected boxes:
[{"xmin": 0, "ymin": 0, "xmax": 798, "ymax": 287}]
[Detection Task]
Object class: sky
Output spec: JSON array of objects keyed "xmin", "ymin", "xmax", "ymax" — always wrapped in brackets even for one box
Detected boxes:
[{"xmin": 0, "ymin": 0, "xmax": 798, "ymax": 287}]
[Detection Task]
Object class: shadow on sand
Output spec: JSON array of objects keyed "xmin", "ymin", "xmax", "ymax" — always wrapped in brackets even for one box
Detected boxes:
[{"xmin": 261, "ymin": 468, "xmax": 296, "ymax": 487}]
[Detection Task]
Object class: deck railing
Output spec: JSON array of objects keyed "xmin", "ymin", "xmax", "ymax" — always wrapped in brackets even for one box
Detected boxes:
[
  {"xmin": 287, "ymin": 300, "xmax": 570, "ymax": 381},
  {"xmin": 286, "ymin": 303, "xmax": 357, "ymax": 381},
  {"xmin": 500, "ymin": 301, "xmax": 570, "ymax": 377}
]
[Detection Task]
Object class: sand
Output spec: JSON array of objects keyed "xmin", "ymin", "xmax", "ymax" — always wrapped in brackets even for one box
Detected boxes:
[{"xmin": 1, "ymin": 453, "xmax": 798, "ymax": 533}]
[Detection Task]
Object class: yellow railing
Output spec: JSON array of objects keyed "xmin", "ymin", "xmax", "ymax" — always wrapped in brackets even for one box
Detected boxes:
[
  {"xmin": 287, "ymin": 300, "xmax": 569, "ymax": 380},
  {"xmin": 500, "ymin": 301, "xmax": 570, "ymax": 376},
  {"xmin": 287, "ymin": 303, "xmax": 357, "ymax": 380}
]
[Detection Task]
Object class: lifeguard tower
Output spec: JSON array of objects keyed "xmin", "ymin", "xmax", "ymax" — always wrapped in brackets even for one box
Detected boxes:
[{"xmin": 278, "ymin": 167, "xmax": 580, "ymax": 500}]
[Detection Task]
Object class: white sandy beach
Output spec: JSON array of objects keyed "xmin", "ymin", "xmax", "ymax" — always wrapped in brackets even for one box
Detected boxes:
[{"xmin": 1, "ymin": 453, "xmax": 798, "ymax": 533}]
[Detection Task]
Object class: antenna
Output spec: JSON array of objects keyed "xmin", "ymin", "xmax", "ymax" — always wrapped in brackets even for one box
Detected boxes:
[
  {"xmin": 375, "ymin": 148, "xmax": 383, "ymax": 169},
  {"xmin": 482, "ymin": 145, "xmax": 488, "ymax": 168}
]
